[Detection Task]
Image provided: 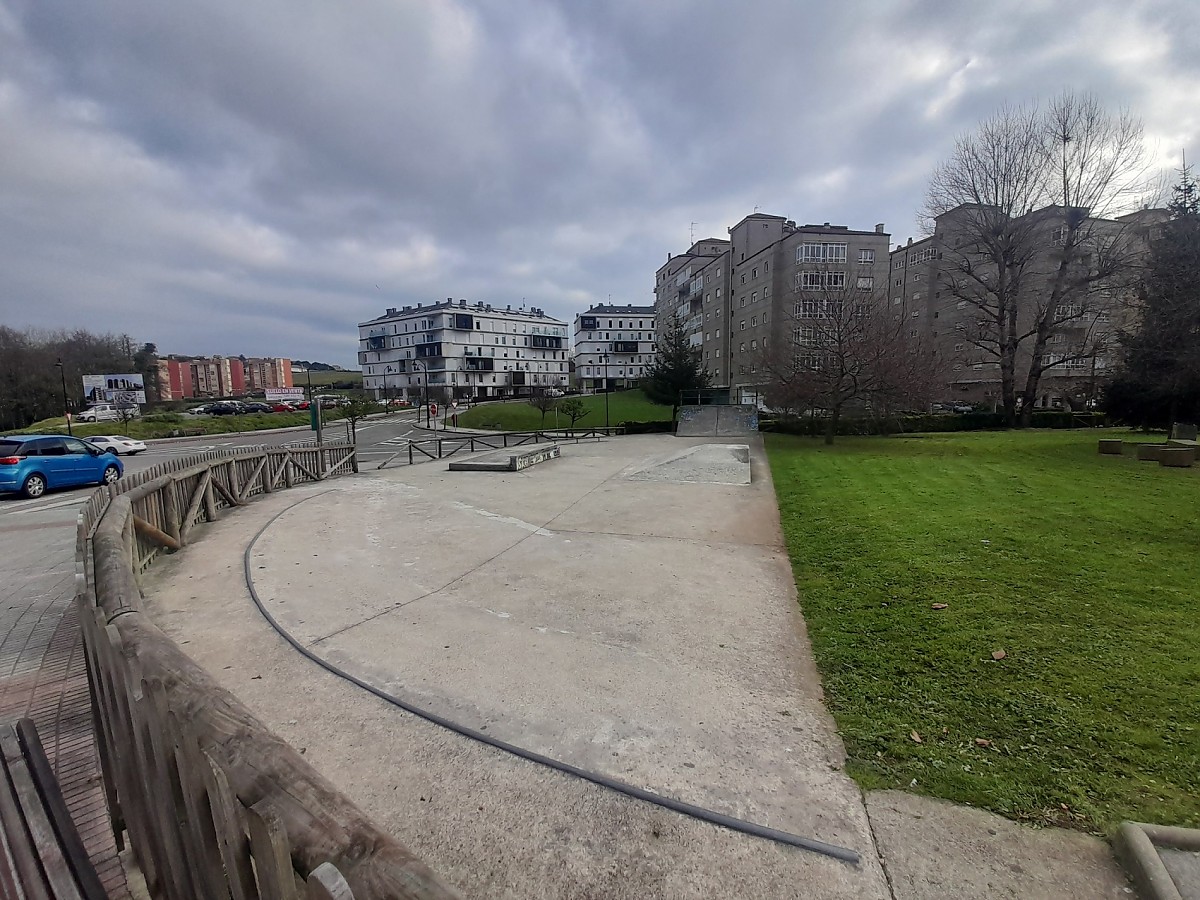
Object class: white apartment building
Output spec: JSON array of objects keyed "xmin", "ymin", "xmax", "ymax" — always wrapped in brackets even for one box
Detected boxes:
[
  {"xmin": 358, "ymin": 299, "xmax": 570, "ymax": 401},
  {"xmin": 573, "ymin": 304, "xmax": 656, "ymax": 392}
]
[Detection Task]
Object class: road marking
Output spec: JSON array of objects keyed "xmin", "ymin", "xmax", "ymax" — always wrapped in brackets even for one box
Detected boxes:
[{"xmin": 0, "ymin": 495, "xmax": 87, "ymax": 516}]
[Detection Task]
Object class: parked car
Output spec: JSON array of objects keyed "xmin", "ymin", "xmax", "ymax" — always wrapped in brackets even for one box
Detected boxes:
[
  {"xmin": 0, "ymin": 435, "xmax": 123, "ymax": 498},
  {"xmin": 185, "ymin": 404, "xmax": 213, "ymax": 416},
  {"xmin": 270, "ymin": 402, "xmax": 295, "ymax": 412},
  {"xmin": 84, "ymin": 435, "xmax": 147, "ymax": 456},
  {"xmin": 242, "ymin": 402, "xmax": 273, "ymax": 414},
  {"xmin": 209, "ymin": 401, "xmax": 247, "ymax": 416},
  {"xmin": 546, "ymin": 388, "xmax": 565, "ymax": 398},
  {"xmin": 78, "ymin": 403, "xmax": 140, "ymax": 422}
]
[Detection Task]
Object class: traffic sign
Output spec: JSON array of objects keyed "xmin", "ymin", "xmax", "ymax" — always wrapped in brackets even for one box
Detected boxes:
[{"xmin": 430, "ymin": 403, "xmax": 438, "ymax": 417}]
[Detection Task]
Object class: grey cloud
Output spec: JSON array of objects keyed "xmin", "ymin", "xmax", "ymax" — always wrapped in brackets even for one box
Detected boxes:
[{"xmin": 0, "ymin": 0, "xmax": 1196, "ymax": 365}]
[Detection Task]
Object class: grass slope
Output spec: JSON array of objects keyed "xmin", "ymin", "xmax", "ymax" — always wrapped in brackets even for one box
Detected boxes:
[
  {"xmin": 455, "ymin": 391, "xmax": 671, "ymax": 431},
  {"xmin": 765, "ymin": 430, "xmax": 1199, "ymax": 832}
]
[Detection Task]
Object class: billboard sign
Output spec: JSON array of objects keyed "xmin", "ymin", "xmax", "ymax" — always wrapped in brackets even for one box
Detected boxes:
[
  {"xmin": 82, "ymin": 373, "xmax": 146, "ymax": 406},
  {"xmin": 265, "ymin": 388, "xmax": 305, "ymax": 400}
]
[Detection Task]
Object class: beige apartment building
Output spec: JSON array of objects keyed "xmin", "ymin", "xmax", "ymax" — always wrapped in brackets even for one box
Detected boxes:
[
  {"xmin": 890, "ymin": 204, "xmax": 1166, "ymax": 410},
  {"xmin": 573, "ymin": 304, "xmax": 656, "ymax": 392},
  {"xmin": 655, "ymin": 214, "xmax": 891, "ymax": 401}
]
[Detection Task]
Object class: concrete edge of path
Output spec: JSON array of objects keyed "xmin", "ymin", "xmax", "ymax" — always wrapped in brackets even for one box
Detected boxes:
[{"xmin": 1114, "ymin": 821, "xmax": 1200, "ymax": 900}]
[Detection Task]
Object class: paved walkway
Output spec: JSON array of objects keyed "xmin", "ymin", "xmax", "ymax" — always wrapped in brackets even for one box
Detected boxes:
[
  {"xmin": 141, "ymin": 435, "xmax": 1135, "ymax": 899},
  {"xmin": 0, "ymin": 494, "xmax": 130, "ymax": 898}
]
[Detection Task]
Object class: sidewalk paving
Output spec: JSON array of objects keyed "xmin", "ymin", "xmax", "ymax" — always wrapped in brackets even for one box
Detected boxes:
[
  {"xmin": 142, "ymin": 435, "xmax": 1136, "ymax": 899},
  {"xmin": 0, "ymin": 502, "xmax": 130, "ymax": 897}
]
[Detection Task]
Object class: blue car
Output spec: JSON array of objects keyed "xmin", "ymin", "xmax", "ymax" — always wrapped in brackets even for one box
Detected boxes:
[{"xmin": 0, "ymin": 434, "xmax": 124, "ymax": 499}]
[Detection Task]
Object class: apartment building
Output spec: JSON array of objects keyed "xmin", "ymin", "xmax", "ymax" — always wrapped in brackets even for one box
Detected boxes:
[
  {"xmin": 573, "ymin": 304, "xmax": 656, "ymax": 392},
  {"xmin": 358, "ymin": 300, "xmax": 570, "ymax": 401},
  {"xmin": 243, "ymin": 357, "xmax": 292, "ymax": 392},
  {"xmin": 655, "ymin": 214, "xmax": 891, "ymax": 401},
  {"xmin": 155, "ymin": 355, "xmax": 290, "ymax": 400},
  {"xmin": 890, "ymin": 204, "xmax": 1166, "ymax": 409}
]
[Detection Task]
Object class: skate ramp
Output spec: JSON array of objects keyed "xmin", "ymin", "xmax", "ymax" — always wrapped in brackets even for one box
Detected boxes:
[{"xmin": 676, "ymin": 404, "xmax": 759, "ymax": 437}]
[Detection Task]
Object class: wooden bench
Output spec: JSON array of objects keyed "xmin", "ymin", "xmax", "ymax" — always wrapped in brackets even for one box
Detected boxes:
[{"xmin": 0, "ymin": 719, "xmax": 107, "ymax": 900}]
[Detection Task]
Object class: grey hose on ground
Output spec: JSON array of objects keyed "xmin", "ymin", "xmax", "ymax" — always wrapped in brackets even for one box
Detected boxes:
[{"xmin": 241, "ymin": 492, "xmax": 861, "ymax": 866}]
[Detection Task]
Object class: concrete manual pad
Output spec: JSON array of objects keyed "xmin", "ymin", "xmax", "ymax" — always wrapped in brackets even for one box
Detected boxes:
[{"xmin": 626, "ymin": 442, "xmax": 751, "ymax": 485}]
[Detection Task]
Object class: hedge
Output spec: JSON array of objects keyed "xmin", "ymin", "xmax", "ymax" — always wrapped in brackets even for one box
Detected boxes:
[{"xmin": 759, "ymin": 411, "xmax": 1108, "ymax": 436}]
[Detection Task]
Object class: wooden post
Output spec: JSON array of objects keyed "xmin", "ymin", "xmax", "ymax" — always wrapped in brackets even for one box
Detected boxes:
[{"xmin": 203, "ymin": 470, "xmax": 218, "ymax": 522}]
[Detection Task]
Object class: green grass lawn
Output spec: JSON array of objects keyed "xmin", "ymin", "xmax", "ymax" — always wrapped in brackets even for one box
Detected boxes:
[
  {"xmin": 455, "ymin": 391, "xmax": 671, "ymax": 431},
  {"xmin": 295, "ymin": 369, "xmax": 362, "ymax": 387},
  {"xmin": 765, "ymin": 429, "xmax": 1199, "ymax": 833},
  {"xmin": 11, "ymin": 410, "xmax": 355, "ymax": 440}
]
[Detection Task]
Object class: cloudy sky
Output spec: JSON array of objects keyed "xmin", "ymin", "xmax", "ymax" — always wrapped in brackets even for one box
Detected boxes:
[{"xmin": 2, "ymin": 0, "xmax": 1196, "ymax": 367}]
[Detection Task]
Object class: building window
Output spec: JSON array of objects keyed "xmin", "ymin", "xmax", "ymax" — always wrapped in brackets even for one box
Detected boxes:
[
  {"xmin": 739, "ymin": 342, "xmax": 746, "ymax": 352},
  {"xmin": 751, "ymin": 291, "xmax": 758, "ymax": 303},
  {"xmin": 797, "ymin": 271, "xmax": 847, "ymax": 291},
  {"xmin": 751, "ymin": 339, "xmax": 758, "ymax": 349},
  {"xmin": 740, "ymin": 297, "xmax": 746, "ymax": 308},
  {"xmin": 912, "ymin": 310, "xmax": 919, "ymax": 318},
  {"xmin": 797, "ymin": 242, "xmax": 848, "ymax": 263},
  {"xmin": 856, "ymin": 276, "xmax": 874, "ymax": 291},
  {"xmin": 858, "ymin": 249, "xmax": 875, "ymax": 265},
  {"xmin": 740, "ymin": 320, "xmax": 746, "ymax": 331}
]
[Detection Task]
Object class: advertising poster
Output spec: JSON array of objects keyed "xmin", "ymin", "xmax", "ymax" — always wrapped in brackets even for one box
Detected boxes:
[{"xmin": 82, "ymin": 373, "xmax": 146, "ymax": 406}]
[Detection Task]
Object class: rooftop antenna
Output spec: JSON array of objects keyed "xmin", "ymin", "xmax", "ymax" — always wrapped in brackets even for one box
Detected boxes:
[
  {"xmin": 753, "ymin": 205, "xmax": 761, "ymax": 213},
  {"xmin": 689, "ymin": 222, "xmax": 697, "ymax": 243}
]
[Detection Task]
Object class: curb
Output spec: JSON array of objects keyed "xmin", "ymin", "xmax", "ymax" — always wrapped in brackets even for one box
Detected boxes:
[{"xmin": 1113, "ymin": 821, "xmax": 1200, "ymax": 900}]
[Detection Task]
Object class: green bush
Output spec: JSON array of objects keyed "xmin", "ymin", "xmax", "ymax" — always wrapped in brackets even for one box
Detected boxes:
[{"xmin": 761, "ymin": 411, "xmax": 1108, "ymax": 436}]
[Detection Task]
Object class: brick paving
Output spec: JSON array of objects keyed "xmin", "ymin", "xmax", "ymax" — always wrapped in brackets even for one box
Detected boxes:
[{"xmin": 0, "ymin": 499, "xmax": 130, "ymax": 898}]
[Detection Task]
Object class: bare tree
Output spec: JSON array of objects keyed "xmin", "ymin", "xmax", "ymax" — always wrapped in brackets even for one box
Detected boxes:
[
  {"xmin": 924, "ymin": 91, "xmax": 1150, "ymax": 425},
  {"xmin": 758, "ymin": 278, "xmax": 942, "ymax": 444},
  {"xmin": 557, "ymin": 396, "xmax": 590, "ymax": 428},
  {"xmin": 527, "ymin": 389, "xmax": 559, "ymax": 426}
]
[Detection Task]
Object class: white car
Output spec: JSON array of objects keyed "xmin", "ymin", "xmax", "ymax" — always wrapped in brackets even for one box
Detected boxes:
[
  {"xmin": 84, "ymin": 435, "xmax": 148, "ymax": 456},
  {"xmin": 78, "ymin": 403, "xmax": 140, "ymax": 422}
]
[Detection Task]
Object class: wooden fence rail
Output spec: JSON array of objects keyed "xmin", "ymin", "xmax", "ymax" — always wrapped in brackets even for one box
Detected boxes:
[{"xmin": 74, "ymin": 444, "xmax": 460, "ymax": 900}]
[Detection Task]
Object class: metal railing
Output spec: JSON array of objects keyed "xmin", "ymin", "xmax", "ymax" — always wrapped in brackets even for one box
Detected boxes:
[
  {"xmin": 376, "ymin": 427, "xmax": 623, "ymax": 469},
  {"xmin": 75, "ymin": 444, "xmax": 460, "ymax": 900}
]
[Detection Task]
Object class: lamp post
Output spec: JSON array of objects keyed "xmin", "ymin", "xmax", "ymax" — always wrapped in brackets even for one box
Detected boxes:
[
  {"xmin": 411, "ymin": 360, "xmax": 428, "ymax": 427},
  {"xmin": 602, "ymin": 353, "xmax": 610, "ymax": 429},
  {"xmin": 55, "ymin": 359, "xmax": 72, "ymax": 436},
  {"xmin": 306, "ymin": 367, "xmax": 323, "ymax": 443}
]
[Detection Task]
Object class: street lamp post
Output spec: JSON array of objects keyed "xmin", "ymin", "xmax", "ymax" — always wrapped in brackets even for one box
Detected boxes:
[
  {"xmin": 55, "ymin": 359, "xmax": 72, "ymax": 436},
  {"xmin": 602, "ymin": 353, "xmax": 610, "ymax": 429},
  {"xmin": 411, "ymin": 360, "xmax": 428, "ymax": 428},
  {"xmin": 306, "ymin": 367, "xmax": 323, "ymax": 443}
]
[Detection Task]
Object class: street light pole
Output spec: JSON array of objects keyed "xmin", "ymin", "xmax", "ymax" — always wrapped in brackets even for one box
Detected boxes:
[
  {"xmin": 412, "ymin": 360, "xmax": 428, "ymax": 428},
  {"xmin": 55, "ymin": 359, "xmax": 72, "ymax": 436},
  {"xmin": 602, "ymin": 353, "xmax": 610, "ymax": 429}
]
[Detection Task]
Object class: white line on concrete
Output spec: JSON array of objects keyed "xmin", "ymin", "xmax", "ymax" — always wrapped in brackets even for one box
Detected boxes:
[{"xmin": 449, "ymin": 501, "xmax": 555, "ymax": 536}]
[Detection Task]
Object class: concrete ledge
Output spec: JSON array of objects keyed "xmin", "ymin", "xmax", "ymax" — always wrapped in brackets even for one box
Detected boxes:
[
  {"xmin": 448, "ymin": 444, "xmax": 560, "ymax": 472},
  {"xmin": 1098, "ymin": 439, "xmax": 1124, "ymax": 455},
  {"xmin": 1159, "ymin": 447, "xmax": 1196, "ymax": 468},
  {"xmin": 1114, "ymin": 821, "xmax": 1200, "ymax": 900},
  {"xmin": 1137, "ymin": 444, "xmax": 1170, "ymax": 461}
]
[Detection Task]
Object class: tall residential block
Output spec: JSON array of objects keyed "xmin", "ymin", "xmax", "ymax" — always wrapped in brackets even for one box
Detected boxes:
[
  {"xmin": 359, "ymin": 299, "xmax": 570, "ymax": 401},
  {"xmin": 655, "ymin": 214, "xmax": 890, "ymax": 401},
  {"xmin": 889, "ymin": 204, "xmax": 1167, "ymax": 409},
  {"xmin": 573, "ymin": 304, "xmax": 656, "ymax": 392}
]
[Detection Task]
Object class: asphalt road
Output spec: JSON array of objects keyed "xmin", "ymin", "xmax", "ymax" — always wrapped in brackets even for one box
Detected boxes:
[{"xmin": 0, "ymin": 409, "xmax": 447, "ymax": 518}]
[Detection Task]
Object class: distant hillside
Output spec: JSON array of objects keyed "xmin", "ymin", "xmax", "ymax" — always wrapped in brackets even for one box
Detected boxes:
[{"xmin": 292, "ymin": 360, "xmax": 346, "ymax": 371}]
